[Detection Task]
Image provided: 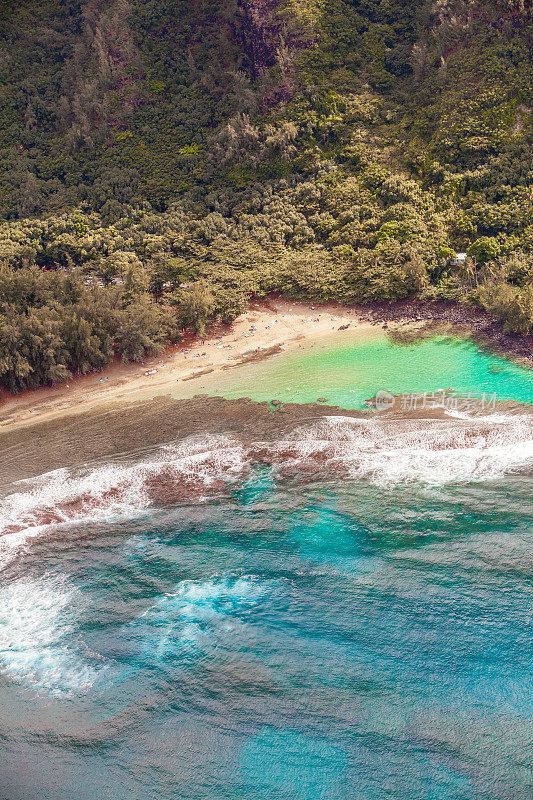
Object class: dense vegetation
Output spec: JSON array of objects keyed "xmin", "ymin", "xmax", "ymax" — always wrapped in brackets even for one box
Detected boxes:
[{"xmin": 0, "ymin": 0, "xmax": 532, "ymax": 390}]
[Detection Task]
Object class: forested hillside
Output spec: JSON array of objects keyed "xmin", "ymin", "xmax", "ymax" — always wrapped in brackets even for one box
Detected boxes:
[{"xmin": 0, "ymin": 0, "xmax": 532, "ymax": 390}]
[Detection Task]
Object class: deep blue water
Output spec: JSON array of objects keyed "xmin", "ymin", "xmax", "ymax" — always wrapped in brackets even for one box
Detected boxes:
[{"xmin": 0, "ymin": 420, "xmax": 532, "ymax": 799}]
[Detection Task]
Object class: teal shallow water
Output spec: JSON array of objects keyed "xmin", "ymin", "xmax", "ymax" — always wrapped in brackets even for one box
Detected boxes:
[
  {"xmin": 190, "ymin": 332, "xmax": 533, "ymax": 408},
  {"xmin": 0, "ymin": 474, "xmax": 531, "ymax": 800}
]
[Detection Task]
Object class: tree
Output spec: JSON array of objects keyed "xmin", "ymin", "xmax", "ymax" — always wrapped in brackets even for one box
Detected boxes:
[
  {"xmin": 172, "ymin": 281, "xmax": 215, "ymax": 335},
  {"xmin": 467, "ymin": 237, "xmax": 502, "ymax": 265}
]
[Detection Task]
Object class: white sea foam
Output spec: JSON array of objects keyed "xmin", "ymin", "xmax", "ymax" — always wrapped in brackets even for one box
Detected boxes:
[
  {"xmin": 270, "ymin": 415, "xmax": 533, "ymax": 487},
  {"xmin": 0, "ymin": 572, "xmax": 263, "ymax": 690},
  {"xmin": 130, "ymin": 576, "xmax": 263, "ymax": 658},
  {"xmin": 0, "ymin": 575, "xmax": 104, "ymax": 695},
  {"xmin": 1, "ymin": 418, "xmax": 532, "ymax": 571},
  {"xmin": 0, "ymin": 435, "xmax": 248, "ymax": 570}
]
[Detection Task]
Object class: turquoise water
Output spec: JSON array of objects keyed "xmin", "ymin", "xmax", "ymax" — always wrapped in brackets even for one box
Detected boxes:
[
  {"xmin": 1, "ymin": 338, "xmax": 533, "ymax": 800},
  {"xmin": 195, "ymin": 333, "xmax": 533, "ymax": 408},
  {"xmin": 1, "ymin": 465, "xmax": 532, "ymax": 800}
]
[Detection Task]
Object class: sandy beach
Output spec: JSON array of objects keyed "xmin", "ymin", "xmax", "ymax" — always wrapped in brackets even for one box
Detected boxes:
[
  {"xmin": 0, "ymin": 295, "xmax": 530, "ymax": 485},
  {"xmin": 1, "ymin": 294, "xmax": 532, "ymax": 445},
  {"xmin": 0, "ymin": 299, "xmax": 383, "ymax": 433}
]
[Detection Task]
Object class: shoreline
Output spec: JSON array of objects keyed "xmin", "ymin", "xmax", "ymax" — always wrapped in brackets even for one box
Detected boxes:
[
  {"xmin": 0, "ymin": 296, "xmax": 531, "ymax": 436},
  {"xmin": 0, "ymin": 299, "xmax": 377, "ymax": 433},
  {"xmin": 355, "ymin": 298, "xmax": 533, "ymax": 367},
  {"xmin": 0, "ymin": 392, "xmax": 531, "ymax": 487}
]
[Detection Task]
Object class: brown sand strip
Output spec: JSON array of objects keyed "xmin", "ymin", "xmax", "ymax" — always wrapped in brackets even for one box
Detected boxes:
[
  {"xmin": 221, "ymin": 344, "xmax": 283, "ymax": 369},
  {"xmin": 182, "ymin": 369, "xmax": 215, "ymax": 381}
]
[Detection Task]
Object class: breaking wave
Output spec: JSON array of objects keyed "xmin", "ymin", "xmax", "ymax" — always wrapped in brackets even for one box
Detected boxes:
[
  {"xmin": 1, "ymin": 416, "xmax": 532, "ymax": 570},
  {"xmin": 0, "ymin": 436, "xmax": 249, "ymax": 570},
  {"xmin": 0, "ymin": 575, "xmax": 106, "ymax": 695},
  {"xmin": 0, "ymin": 574, "xmax": 267, "ymax": 694},
  {"xmin": 129, "ymin": 576, "xmax": 266, "ymax": 660},
  {"xmin": 266, "ymin": 414, "xmax": 533, "ymax": 487}
]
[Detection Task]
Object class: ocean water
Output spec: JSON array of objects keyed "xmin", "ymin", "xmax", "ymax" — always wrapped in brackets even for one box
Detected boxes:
[
  {"xmin": 1, "ymin": 338, "xmax": 533, "ymax": 800},
  {"xmin": 178, "ymin": 332, "xmax": 533, "ymax": 408}
]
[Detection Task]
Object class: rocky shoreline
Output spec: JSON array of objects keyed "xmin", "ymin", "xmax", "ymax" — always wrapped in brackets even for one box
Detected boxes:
[
  {"xmin": 354, "ymin": 299, "xmax": 533, "ymax": 366},
  {"xmin": 0, "ymin": 396, "xmax": 364, "ymax": 485}
]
